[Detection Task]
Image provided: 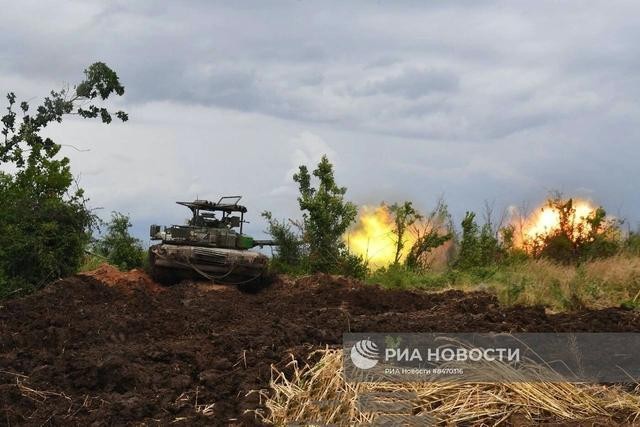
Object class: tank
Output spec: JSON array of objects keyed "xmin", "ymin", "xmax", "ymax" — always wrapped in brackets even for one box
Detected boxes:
[{"xmin": 148, "ymin": 196, "xmax": 274, "ymax": 286}]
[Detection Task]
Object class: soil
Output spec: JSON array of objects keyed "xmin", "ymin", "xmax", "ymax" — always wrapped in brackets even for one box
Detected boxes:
[{"xmin": 1, "ymin": 264, "xmax": 639, "ymax": 426}]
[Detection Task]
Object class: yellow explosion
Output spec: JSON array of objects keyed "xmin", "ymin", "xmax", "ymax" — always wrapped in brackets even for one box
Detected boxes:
[
  {"xmin": 346, "ymin": 199, "xmax": 604, "ymax": 265},
  {"xmin": 345, "ymin": 205, "xmax": 418, "ymax": 268},
  {"xmin": 517, "ymin": 199, "xmax": 598, "ymax": 247}
]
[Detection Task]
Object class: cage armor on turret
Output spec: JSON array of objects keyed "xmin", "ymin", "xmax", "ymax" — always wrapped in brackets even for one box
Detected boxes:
[{"xmin": 148, "ymin": 196, "xmax": 276, "ymax": 286}]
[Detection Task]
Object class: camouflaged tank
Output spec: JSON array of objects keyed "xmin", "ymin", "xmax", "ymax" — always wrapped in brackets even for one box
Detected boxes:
[{"xmin": 149, "ymin": 197, "xmax": 274, "ymax": 285}]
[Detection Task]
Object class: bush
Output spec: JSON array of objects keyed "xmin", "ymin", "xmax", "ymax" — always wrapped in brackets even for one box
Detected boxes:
[
  {"xmin": 528, "ymin": 196, "xmax": 620, "ymax": 263},
  {"xmin": 0, "ymin": 63, "xmax": 127, "ymax": 298},
  {"xmin": 624, "ymin": 231, "xmax": 640, "ymax": 256},
  {"xmin": 293, "ymin": 155, "xmax": 359, "ymax": 273},
  {"xmin": 368, "ymin": 263, "xmax": 450, "ymax": 289},
  {"xmin": 455, "ymin": 212, "xmax": 502, "ymax": 269},
  {"xmin": 404, "ymin": 198, "xmax": 453, "ymax": 270},
  {"xmin": 94, "ymin": 212, "xmax": 145, "ymax": 271},
  {"xmin": 0, "ymin": 166, "xmax": 96, "ymax": 297},
  {"xmin": 79, "ymin": 253, "xmax": 105, "ymax": 272},
  {"xmin": 335, "ymin": 250, "xmax": 368, "ymax": 279},
  {"xmin": 261, "ymin": 211, "xmax": 304, "ymax": 272}
]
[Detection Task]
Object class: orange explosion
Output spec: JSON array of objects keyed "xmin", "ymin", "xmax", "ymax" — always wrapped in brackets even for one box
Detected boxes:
[
  {"xmin": 516, "ymin": 199, "xmax": 599, "ymax": 248},
  {"xmin": 345, "ymin": 205, "xmax": 418, "ymax": 268}
]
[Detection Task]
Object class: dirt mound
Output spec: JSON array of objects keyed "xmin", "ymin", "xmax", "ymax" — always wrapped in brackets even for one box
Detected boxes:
[
  {"xmin": 1, "ymin": 271, "xmax": 639, "ymax": 425},
  {"xmin": 81, "ymin": 263, "xmax": 164, "ymax": 294}
]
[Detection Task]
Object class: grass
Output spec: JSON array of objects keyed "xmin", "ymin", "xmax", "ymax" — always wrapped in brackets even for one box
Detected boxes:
[
  {"xmin": 367, "ymin": 255, "xmax": 640, "ymax": 311},
  {"xmin": 79, "ymin": 250, "xmax": 150, "ymax": 273},
  {"xmin": 255, "ymin": 349, "xmax": 640, "ymax": 425},
  {"xmin": 78, "ymin": 253, "xmax": 106, "ymax": 272}
]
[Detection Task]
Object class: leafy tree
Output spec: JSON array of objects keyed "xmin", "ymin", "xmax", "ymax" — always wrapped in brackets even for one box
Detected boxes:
[
  {"xmin": 405, "ymin": 231, "xmax": 452, "ymax": 270},
  {"xmin": 454, "ymin": 211, "xmax": 503, "ymax": 269},
  {"xmin": 455, "ymin": 212, "xmax": 481, "ymax": 269},
  {"xmin": 527, "ymin": 196, "xmax": 620, "ymax": 262},
  {"xmin": 389, "ymin": 201, "xmax": 421, "ymax": 265},
  {"xmin": 500, "ymin": 224, "xmax": 516, "ymax": 252},
  {"xmin": 95, "ymin": 212, "xmax": 145, "ymax": 270},
  {"xmin": 478, "ymin": 223, "xmax": 500, "ymax": 266},
  {"xmin": 0, "ymin": 62, "xmax": 127, "ymax": 297},
  {"xmin": 261, "ymin": 211, "xmax": 305, "ymax": 272},
  {"xmin": 404, "ymin": 199, "xmax": 453, "ymax": 270},
  {"xmin": 293, "ymin": 155, "xmax": 358, "ymax": 273},
  {"xmin": 498, "ymin": 224, "xmax": 529, "ymax": 264}
]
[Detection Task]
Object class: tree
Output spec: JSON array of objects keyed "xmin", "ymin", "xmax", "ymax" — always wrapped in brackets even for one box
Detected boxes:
[
  {"xmin": 95, "ymin": 212, "xmax": 145, "ymax": 271},
  {"xmin": 455, "ymin": 212, "xmax": 481, "ymax": 269},
  {"xmin": 389, "ymin": 201, "xmax": 421, "ymax": 265},
  {"xmin": 405, "ymin": 231, "xmax": 452, "ymax": 270},
  {"xmin": 403, "ymin": 199, "xmax": 453, "ymax": 270},
  {"xmin": 478, "ymin": 223, "xmax": 500, "ymax": 266},
  {"xmin": 527, "ymin": 195, "xmax": 620, "ymax": 262},
  {"xmin": 293, "ymin": 155, "xmax": 358, "ymax": 273},
  {"xmin": 261, "ymin": 211, "xmax": 305, "ymax": 271},
  {"xmin": 0, "ymin": 62, "xmax": 127, "ymax": 297}
]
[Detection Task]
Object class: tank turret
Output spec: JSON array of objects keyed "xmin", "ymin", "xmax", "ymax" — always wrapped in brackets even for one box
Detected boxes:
[{"xmin": 148, "ymin": 196, "xmax": 274, "ymax": 285}]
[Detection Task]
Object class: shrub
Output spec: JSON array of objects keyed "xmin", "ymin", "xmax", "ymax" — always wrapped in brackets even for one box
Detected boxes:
[
  {"xmin": 624, "ymin": 231, "xmax": 640, "ymax": 256},
  {"xmin": 293, "ymin": 155, "xmax": 358, "ymax": 273},
  {"xmin": 389, "ymin": 201, "xmax": 421, "ymax": 265},
  {"xmin": 0, "ymin": 63, "xmax": 127, "ymax": 298},
  {"xmin": 0, "ymin": 173, "xmax": 95, "ymax": 296},
  {"xmin": 94, "ymin": 212, "xmax": 145, "ymax": 271},
  {"xmin": 261, "ymin": 211, "xmax": 304, "ymax": 271},
  {"xmin": 336, "ymin": 250, "xmax": 368, "ymax": 279},
  {"xmin": 455, "ymin": 212, "xmax": 502, "ymax": 269},
  {"xmin": 404, "ymin": 199, "xmax": 453, "ymax": 270},
  {"xmin": 528, "ymin": 196, "xmax": 621, "ymax": 263},
  {"xmin": 369, "ymin": 263, "xmax": 448, "ymax": 289}
]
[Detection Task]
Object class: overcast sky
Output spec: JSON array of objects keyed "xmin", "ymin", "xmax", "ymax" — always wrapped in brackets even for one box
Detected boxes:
[{"xmin": 1, "ymin": 0, "xmax": 638, "ymax": 240}]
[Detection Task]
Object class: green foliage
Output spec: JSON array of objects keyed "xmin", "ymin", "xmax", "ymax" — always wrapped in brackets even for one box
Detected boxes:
[
  {"xmin": 404, "ymin": 199, "xmax": 453, "ymax": 270},
  {"xmin": 625, "ymin": 231, "xmax": 640, "ymax": 255},
  {"xmin": 94, "ymin": 212, "xmax": 145, "ymax": 271},
  {"xmin": 389, "ymin": 201, "xmax": 421, "ymax": 265},
  {"xmin": 454, "ymin": 211, "xmax": 509, "ymax": 270},
  {"xmin": 620, "ymin": 286, "xmax": 640, "ymax": 310},
  {"xmin": 456, "ymin": 212, "xmax": 481, "ymax": 269},
  {"xmin": 503, "ymin": 280, "xmax": 527, "ymax": 306},
  {"xmin": 498, "ymin": 225, "xmax": 529, "ymax": 265},
  {"xmin": 336, "ymin": 249, "xmax": 369, "ymax": 279},
  {"xmin": 478, "ymin": 223, "xmax": 500, "ymax": 266},
  {"xmin": 293, "ymin": 155, "xmax": 359, "ymax": 273},
  {"xmin": 261, "ymin": 211, "xmax": 305, "ymax": 273},
  {"xmin": 0, "ymin": 62, "xmax": 127, "ymax": 298},
  {"xmin": 79, "ymin": 253, "xmax": 106, "ymax": 273},
  {"xmin": 547, "ymin": 279, "xmax": 584, "ymax": 311},
  {"xmin": 528, "ymin": 196, "xmax": 621, "ymax": 263},
  {"xmin": 369, "ymin": 263, "xmax": 450, "ymax": 290},
  {"xmin": 405, "ymin": 230, "xmax": 451, "ymax": 270},
  {"xmin": 0, "ymin": 173, "xmax": 94, "ymax": 297}
]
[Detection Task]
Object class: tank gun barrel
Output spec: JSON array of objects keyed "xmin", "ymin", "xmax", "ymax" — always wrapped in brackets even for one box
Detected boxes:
[{"xmin": 252, "ymin": 239, "xmax": 278, "ymax": 248}]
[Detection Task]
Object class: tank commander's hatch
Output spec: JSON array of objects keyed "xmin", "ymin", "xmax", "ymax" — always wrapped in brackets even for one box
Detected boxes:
[{"xmin": 176, "ymin": 196, "xmax": 248, "ymax": 233}]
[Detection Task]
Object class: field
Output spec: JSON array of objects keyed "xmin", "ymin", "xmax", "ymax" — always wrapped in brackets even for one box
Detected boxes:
[
  {"xmin": 2, "ymin": 264, "xmax": 640, "ymax": 425},
  {"xmin": 370, "ymin": 255, "xmax": 640, "ymax": 311}
]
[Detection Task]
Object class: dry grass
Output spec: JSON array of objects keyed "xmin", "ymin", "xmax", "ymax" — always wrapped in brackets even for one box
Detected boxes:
[
  {"xmin": 370, "ymin": 254, "xmax": 640, "ymax": 311},
  {"xmin": 255, "ymin": 349, "xmax": 640, "ymax": 426},
  {"xmin": 459, "ymin": 255, "xmax": 640, "ymax": 310}
]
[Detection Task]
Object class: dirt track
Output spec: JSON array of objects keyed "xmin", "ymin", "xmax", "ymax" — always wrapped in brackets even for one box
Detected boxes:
[{"xmin": 1, "ymin": 265, "xmax": 639, "ymax": 425}]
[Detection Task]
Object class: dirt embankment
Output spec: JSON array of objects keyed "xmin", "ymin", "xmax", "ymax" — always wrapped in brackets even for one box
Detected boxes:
[{"xmin": 1, "ymin": 264, "xmax": 638, "ymax": 425}]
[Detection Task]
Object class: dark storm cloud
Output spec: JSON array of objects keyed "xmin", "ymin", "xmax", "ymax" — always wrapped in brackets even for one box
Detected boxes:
[
  {"xmin": 1, "ymin": 0, "xmax": 640, "ymax": 232},
  {"xmin": 352, "ymin": 67, "xmax": 459, "ymax": 99},
  {"xmin": 4, "ymin": 0, "xmax": 639, "ymax": 140}
]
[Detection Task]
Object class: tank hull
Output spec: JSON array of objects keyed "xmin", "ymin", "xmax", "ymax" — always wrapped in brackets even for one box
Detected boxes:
[{"xmin": 149, "ymin": 243, "xmax": 269, "ymax": 285}]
